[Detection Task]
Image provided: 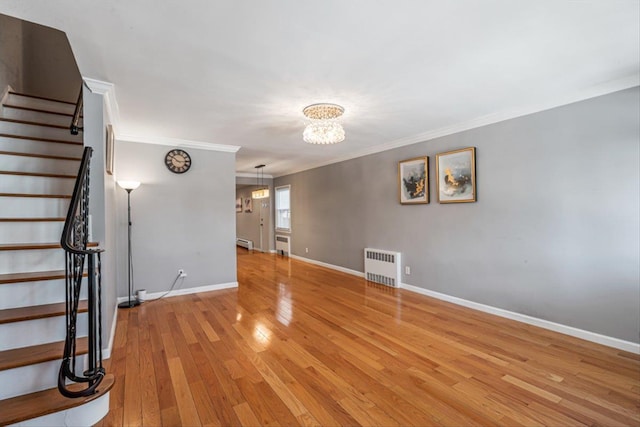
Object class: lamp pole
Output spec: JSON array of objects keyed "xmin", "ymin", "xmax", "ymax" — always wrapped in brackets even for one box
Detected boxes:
[{"xmin": 118, "ymin": 181, "xmax": 141, "ymax": 309}]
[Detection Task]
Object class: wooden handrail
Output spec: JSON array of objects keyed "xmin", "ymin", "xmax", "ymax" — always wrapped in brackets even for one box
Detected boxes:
[{"xmin": 69, "ymin": 87, "xmax": 83, "ymax": 135}]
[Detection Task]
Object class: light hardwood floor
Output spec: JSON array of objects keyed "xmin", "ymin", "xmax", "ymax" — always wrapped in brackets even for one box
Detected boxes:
[{"xmin": 98, "ymin": 249, "xmax": 640, "ymax": 426}]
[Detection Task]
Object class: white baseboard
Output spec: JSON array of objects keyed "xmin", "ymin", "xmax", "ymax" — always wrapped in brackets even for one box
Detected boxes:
[
  {"xmin": 116, "ymin": 281, "xmax": 238, "ymax": 304},
  {"xmin": 102, "ymin": 303, "xmax": 118, "ymax": 359},
  {"xmin": 289, "ymin": 254, "xmax": 364, "ymax": 278},
  {"xmin": 284, "ymin": 255, "xmax": 639, "ymax": 354}
]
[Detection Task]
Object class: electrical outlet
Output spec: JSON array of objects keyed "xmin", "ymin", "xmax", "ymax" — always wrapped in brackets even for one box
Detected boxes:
[
  {"xmin": 178, "ymin": 269, "xmax": 187, "ymax": 278},
  {"xmin": 405, "ymin": 266, "xmax": 411, "ymax": 275},
  {"xmin": 305, "ymin": 247, "xmax": 309, "ymax": 253}
]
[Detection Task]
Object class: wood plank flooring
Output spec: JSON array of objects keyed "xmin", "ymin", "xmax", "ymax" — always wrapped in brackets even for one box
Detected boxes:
[{"xmin": 99, "ymin": 249, "xmax": 640, "ymax": 426}]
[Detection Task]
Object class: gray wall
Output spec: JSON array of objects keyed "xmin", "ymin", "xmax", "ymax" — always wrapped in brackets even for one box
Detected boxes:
[
  {"xmin": 115, "ymin": 141, "xmax": 237, "ymax": 295},
  {"xmin": 0, "ymin": 14, "xmax": 81, "ymax": 102},
  {"xmin": 235, "ymin": 177, "xmax": 274, "ymax": 252},
  {"xmin": 275, "ymin": 87, "xmax": 640, "ymax": 344},
  {"xmin": 0, "ymin": 15, "xmax": 24, "ymax": 93}
]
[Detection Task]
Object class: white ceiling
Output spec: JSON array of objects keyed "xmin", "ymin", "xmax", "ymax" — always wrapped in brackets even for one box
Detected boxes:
[{"xmin": 1, "ymin": 1, "xmax": 638, "ymax": 177}]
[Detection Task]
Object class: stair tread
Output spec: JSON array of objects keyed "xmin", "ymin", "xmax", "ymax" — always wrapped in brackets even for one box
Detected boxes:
[
  {"xmin": 7, "ymin": 91, "xmax": 76, "ymax": 106},
  {"xmin": 0, "ymin": 117, "xmax": 70, "ymax": 130},
  {"xmin": 0, "ymin": 242, "xmax": 99, "ymax": 251},
  {"xmin": 0, "ymin": 375, "xmax": 113, "ymax": 426},
  {"xmin": 0, "ymin": 170, "xmax": 76, "ymax": 179},
  {"xmin": 1, "ymin": 104, "xmax": 76, "ymax": 118},
  {"xmin": 0, "ymin": 150, "xmax": 81, "ymax": 161},
  {"xmin": 0, "ymin": 192, "xmax": 71, "ymax": 199},
  {"xmin": 0, "ymin": 133, "xmax": 82, "ymax": 146},
  {"xmin": 0, "ymin": 300, "xmax": 88, "ymax": 324},
  {"xmin": 0, "ymin": 218, "xmax": 65, "ymax": 222},
  {"xmin": 0, "ymin": 269, "xmax": 88, "ymax": 285},
  {"xmin": 0, "ymin": 337, "xmax": 88, "ymax": 371}
]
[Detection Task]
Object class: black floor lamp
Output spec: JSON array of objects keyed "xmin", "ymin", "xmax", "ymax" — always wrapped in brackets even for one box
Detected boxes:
[{"xmin": 117, "ymin": 180, "xmax": 141, "ymax": 309}]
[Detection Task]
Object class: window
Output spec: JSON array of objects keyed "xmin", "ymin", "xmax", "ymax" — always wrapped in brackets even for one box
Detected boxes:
[{"xmin": 275, "ymin": 185, "xmax": 291, "ymax": 232}]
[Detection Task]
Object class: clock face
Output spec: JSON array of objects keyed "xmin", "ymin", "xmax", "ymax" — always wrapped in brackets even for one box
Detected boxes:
[{"xmin": 165, "ymin": 149, "xmax": 192, "ymax": 174}]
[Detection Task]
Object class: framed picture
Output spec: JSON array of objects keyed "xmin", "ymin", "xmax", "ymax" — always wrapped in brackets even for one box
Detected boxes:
[
  {"xmin": 398, "ymin": 156, "xmax": 429, "ymax": 204},
  {"xmin": 436, "ymin": 147, "xmax": 476, "ymax": 203},
  {"xmin": 106, "ymin": 124, "xmax": 114, "ymax": 175},
  {"xmin": 244, "ymin": 198, "xmax": 253, "ymax": 213},
  {"xmin": 236, "ymin": 198, "xmax": 242, "ymax": 213}
]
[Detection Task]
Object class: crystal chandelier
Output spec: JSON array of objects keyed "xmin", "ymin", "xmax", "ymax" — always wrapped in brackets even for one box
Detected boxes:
[{"xmin": 302, "ymin": 103, "xmax": 345, "ymax": 144}]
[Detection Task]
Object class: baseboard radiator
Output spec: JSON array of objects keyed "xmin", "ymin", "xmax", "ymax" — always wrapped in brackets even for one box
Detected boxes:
[
  {"xmin": 236, "ymin": 238, "xmax": 253, "ymax": 250},
  {"xmin": 275, "ymin": 235, "xmax": 290, "ymax": 255},
  {"xmin": 364, "ymin": 248, "xmax": 402, "ymax": 288}
]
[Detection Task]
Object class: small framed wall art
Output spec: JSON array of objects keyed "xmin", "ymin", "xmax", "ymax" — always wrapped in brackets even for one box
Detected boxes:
[
  {"xmin": 435, "ymin": 147, "xmax": 476, "ymax": 203},
  {"xmin": 244, "ymin": 197, "xmax": 253, "ymax": 213},
  {"xmin": 398, "ymin": 156, "xmax": 429, "ymax": 204},
  {"xmin": 236, "ymin": 198, "xmax": 242, "ymax": 213}
]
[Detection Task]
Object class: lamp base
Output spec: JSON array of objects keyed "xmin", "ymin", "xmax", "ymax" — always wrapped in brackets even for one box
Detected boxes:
[{"xmin": 118, "ymin": 300, "xmax": 141, "ymax": 309}]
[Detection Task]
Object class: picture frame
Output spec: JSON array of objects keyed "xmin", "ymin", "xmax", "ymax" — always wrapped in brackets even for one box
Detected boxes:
[
  {"xmin": 398, "ymin": 156, "xmax": 429, "ymax": 204},
  {"xmin": 236, "ymin": 197, "xmax": 242, "ymax": 213},
  {"xmin": 244, "ymin": 197, "xmax": 253, "ymax": 213},
  {"xmin": 106, "ymin": 124, "xmax": 114, "ymax": 175},
  {"xmin": 436, "ymin": 147, "xmax": 476, "ymax": 203}
]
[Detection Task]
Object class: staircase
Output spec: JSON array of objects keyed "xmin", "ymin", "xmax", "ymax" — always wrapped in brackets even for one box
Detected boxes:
[{"xmin": 0, "ymin": 91, "xmax": 113, "ymax": 426}]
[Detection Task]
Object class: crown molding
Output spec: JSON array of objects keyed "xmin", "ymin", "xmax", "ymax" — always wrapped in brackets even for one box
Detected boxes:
[
  {"xmin": 119, "ymin": 133, "xmax": 240, "ymax": 153},
  {"xmin": 235, "ymin": 172, "xmax": 274, "ymax": 179},
  {"xmin": 83, "ymin": 77, "xmax": 121, "ymax": 131},
  {"xmin": 275, "ymin": 75, "xmax": 639, "ymax": 178}
]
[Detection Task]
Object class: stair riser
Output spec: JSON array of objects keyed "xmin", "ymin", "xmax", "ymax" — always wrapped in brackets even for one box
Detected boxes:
[
  {"xmin": 0, "ymin": 197, "xmax": 69, "ymax": 218},
  {"xmin": 0, "ymin": 279, "xmax": 87, "ymax": 310},
  {"xmin": 0, "ymin": 121, "xmax": 83, "ymax": 144},
  {"xmin": 0, "ymin": 136, "xmax": 83, "ymax": 158},
  {"xmin": 0, "ymin": 222, "xmax": 64, "ymax": 244},
  {"xmin": 3, "ymin": 94, "xmax": 76, "ymax": 116},
  {"xmin": 0, "ymin": 155, "xmax": 80, "ymax": 175},
  {"xmin": 0, "ymin": 360, "xmax": 57, "ymax": 400},
  {"xmin": 0, "ymin": 357, "xmax": 87, "ymax": 400},
  {"xmin": 0, "ymin": 314, "xmax": 87, "ymax": 351},
  {"xmin": 0, "ymin": 250, "xmax": 65, "ymax": 275},
  {"xmin": 0, "ymin": 106, "xmax": 80, "ymax": 128},
  {"xmin": 0, "ymin": 174, "xmax": 75, "ymax": 195},
  {"xmin": 6, "ymin": 390, "xmax": 110, "ymax": 427}
]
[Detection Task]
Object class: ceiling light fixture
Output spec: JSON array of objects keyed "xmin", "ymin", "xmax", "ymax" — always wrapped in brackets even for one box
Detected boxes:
[
  {"xmin": 252, "ymin": 164, "xmax": 269, "ymax": 199},
  {"xmin": 302, "ymin": 103, "xmax": 345, "ymax": 144}
]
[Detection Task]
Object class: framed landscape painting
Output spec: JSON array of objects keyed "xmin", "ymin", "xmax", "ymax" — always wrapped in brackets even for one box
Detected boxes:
[
  {"xmin": 398, "ymin": 156, "xmax": 429, "ymax": 204},
  {"xmin": 436, "ymin": 147, "xmax": 476, "ymax": 203}
]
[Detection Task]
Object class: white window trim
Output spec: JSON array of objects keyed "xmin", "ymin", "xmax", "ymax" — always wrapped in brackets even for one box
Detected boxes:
[{"xmin": 275, "ymin": 184, "xmax": 291, "ymax": 233}]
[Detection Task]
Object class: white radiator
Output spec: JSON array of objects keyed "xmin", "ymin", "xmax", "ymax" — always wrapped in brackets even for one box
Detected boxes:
[
  {"xmin": 364, "ymin": 248, "xmax": 402, "ymax": 288},
  {"xmin": 236, "ymin": 238, "xmax": 253, "ymax": 250},
  {"xmin": 275, "ymin": 235, "xmax": 290, "ymax": 255}
]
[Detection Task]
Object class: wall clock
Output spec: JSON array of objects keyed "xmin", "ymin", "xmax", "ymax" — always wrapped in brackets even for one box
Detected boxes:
[{"xmin": 165, "ymin": 149, "xmax": 192, "ymax": 174}]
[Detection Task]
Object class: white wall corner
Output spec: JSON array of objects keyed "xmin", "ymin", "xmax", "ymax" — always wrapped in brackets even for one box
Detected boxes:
[
  {"xmin": 102, "ymin": 303, "xmax": 119, "ymax": 360},
  {"xmin": 1, "ymin": 85, "xmax": 14, "ymax": 105},
  {"xmin": 82, "ymin": 77, "xmax": 120, "ymax": 133}
]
